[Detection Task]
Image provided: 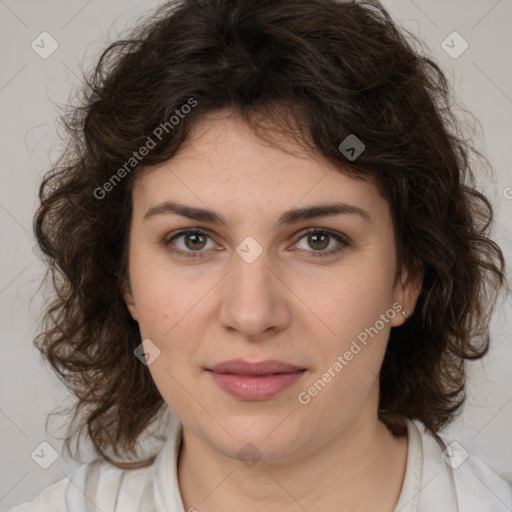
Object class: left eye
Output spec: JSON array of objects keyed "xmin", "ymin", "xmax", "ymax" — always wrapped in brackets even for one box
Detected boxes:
[
  {"xmin": 164, "ymin": 228, "xmax": 349, "ymax": 258},
  {"xmin": 292, "ymin": 229, "xmax": 349, "ymax": 257}
]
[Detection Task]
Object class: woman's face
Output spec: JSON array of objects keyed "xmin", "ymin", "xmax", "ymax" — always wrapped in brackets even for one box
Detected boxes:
[{"xmin": 123, "ymin": 109, "xmax": 420, "ymax": 464}]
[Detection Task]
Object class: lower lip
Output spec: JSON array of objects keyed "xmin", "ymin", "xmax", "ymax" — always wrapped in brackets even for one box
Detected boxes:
[{"xmin": 207, "ymin": 370, "xmax": 306, "ymax": 400}]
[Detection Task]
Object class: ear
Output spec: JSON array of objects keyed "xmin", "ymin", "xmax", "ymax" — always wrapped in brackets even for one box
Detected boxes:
[
  {"xmin": 121, "ymin": 279, "xmax": 139, "ymax": 322},
  {"xmin": 390, "ymin": 262, "xmax": 423, "ymax": 327}
]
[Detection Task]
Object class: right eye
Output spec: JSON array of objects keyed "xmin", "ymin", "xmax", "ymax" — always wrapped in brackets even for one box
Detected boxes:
[{"xmin": 164, "ymin": 229, "xmax": 216, "ymax": 259}]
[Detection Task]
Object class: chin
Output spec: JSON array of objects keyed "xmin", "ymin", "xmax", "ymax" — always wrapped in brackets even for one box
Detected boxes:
[{"xmin": 202, "ymin": 415, "xmax": 307, "ymax": 464}]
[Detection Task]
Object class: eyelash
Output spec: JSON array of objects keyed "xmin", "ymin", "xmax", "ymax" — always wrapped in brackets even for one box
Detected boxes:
[{"xmin": 163, "ymin": 228, "xmax": 350, "ymax": 259}]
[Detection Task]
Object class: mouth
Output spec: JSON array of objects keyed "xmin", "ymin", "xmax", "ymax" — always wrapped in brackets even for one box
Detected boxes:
[{"xmin": 206, "ymin": 359, "xmax": 307, "ymax": 400}]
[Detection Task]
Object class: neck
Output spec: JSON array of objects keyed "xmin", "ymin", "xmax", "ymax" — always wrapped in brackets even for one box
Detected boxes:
[{"xmin": 177, "ymin": 395, "xmax": 408, "ymax": 512}]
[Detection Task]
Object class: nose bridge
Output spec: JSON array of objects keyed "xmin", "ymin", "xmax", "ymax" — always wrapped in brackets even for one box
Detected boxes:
[{"xmin": 218, "ymin": 238, "xmax": 288, "ymax": 337}]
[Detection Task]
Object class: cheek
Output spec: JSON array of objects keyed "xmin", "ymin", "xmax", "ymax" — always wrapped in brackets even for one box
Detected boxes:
[
  {"xmin": 295, "ymin": 257, "xmax": 396, "ymax": 409},
  {"xmin": 301, "ymin": 261, "xmax": 395, "ymax": 343},
  {"xmin": 128, "ymin": 257, "xmax": 210, "ymax": 372},
  {"xmin": 298, "ymin": 285, "xmax": 394, "ymax": 421},
  {"xmin": 128, "ymin": 246, "xmax": 188, "ymax": 333}
]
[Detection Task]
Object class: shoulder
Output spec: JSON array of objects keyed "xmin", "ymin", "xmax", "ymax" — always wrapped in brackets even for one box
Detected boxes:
[
  {"xmin": 7, "ymin": 477, "xmax": 69, "ymax": 512},
  {"xmin": 414, "ymin": 420, "xmax": 512, "ymax": 511},
  {"xmin": 7, "ymin": 459, "xmax": 153, "ymax": 512}
]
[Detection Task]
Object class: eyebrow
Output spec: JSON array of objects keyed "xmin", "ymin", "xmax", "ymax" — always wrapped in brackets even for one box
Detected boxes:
[{"xmin": 143, "ymin": 200, "xmax": 372, "ymax": 227}]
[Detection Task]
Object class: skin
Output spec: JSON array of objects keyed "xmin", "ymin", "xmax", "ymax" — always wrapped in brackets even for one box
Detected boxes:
[{"xmin": 123, "ymin": 108, "xmax": 422, "ymax": 512}]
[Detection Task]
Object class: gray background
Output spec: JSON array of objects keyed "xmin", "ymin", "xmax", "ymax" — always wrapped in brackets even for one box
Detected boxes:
[{"xmin": 1, "ymin": 0, "xmax": 511, "ymax": 509}]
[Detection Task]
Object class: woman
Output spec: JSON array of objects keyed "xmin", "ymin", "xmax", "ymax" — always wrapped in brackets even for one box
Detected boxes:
[{"xmin": 10, "ymin": 0, "xmax": 511, "ymax": 510}]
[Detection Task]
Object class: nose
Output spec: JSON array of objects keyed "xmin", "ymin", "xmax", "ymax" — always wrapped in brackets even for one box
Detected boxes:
[{"xmin": 218, "ymin": 246, "xmax": 291, "ymax": 340}]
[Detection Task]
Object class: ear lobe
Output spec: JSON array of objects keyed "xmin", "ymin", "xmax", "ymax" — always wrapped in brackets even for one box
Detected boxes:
[
  {"xmin": 391, "ymin": 263, "xmax": 423, "ymax": 327},
  {"xmin": 121, "ymin": 282, "xmax": 139, "ymax": 322}
]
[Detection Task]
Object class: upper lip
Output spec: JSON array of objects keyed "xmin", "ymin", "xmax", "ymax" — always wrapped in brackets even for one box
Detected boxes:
[{"xmin": 207, "ymin": 359, "xmax": 304, "ymax": 375}]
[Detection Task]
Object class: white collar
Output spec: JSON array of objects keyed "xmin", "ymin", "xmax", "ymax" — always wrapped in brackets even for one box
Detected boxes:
[
  {"xmin": 79, "ymin": 414, "xmax": 510, "ymax": 511},
  {"xmin": 133, "ymin": 416, "xmax": 512, "ymax": 512},
  {"xmin": 393, "ymin": 418, "xmax": 424, "ymax": 512}
]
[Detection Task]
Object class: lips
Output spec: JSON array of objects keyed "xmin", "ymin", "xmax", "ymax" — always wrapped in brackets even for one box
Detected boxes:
[
  {"xmin": 207, "ymin": 359, "xmax": 304, "ymax": 375},
  {"xmin": 206, "ymin": 359, "xmax": 306, "ymax": 400}
]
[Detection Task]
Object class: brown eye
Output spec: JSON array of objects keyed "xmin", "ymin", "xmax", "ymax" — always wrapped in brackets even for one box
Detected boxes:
[
  {"xmin": 165, "ymin": 229, "xmax": 213, "ymax": 258},
  {"xmin": 182, "ymin": 231, "xmax": 208, "ymax": 250},
  {"xmin": 294, "ymin": 229, "xmax": 349, "ymax": 258},
  {"xmin": 307, "ymin": 232, "xmax": 330, "ymax": 251}
]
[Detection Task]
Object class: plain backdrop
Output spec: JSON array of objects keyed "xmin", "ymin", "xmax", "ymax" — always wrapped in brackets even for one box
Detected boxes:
[{"xmin": 1, "ymin": 0, "xmax": 511, "ymax": 509}]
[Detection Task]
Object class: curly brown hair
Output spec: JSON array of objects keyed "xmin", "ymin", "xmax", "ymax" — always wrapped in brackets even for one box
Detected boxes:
[{"xmin": 34, "ymin": 0, "xmax": 507, "ymax": 470}]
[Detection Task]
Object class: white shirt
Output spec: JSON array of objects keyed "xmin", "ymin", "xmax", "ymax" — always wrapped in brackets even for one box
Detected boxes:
[{"xmin": 9, "ymin": 416, "xmax": 512, "ymax": 511}]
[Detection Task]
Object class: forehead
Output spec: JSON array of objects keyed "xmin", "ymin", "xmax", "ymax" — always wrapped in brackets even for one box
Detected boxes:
[{"xmin": 131, "ymin": 110, "xmax": 389, "ymax": 224}]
